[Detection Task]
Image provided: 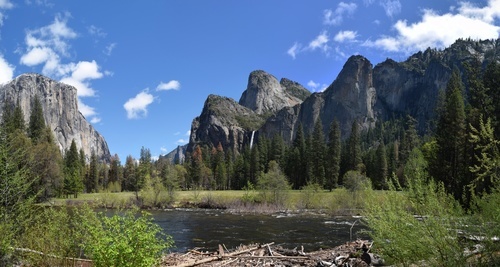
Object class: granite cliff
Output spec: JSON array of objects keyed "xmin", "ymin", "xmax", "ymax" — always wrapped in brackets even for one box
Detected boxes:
[
  {"xmin": 0, "ymin": 73, "xmax": 111, "ymax": 162},
  {"xmin": 182, "ymin": 38, "xmax": 500, "ymax": 156}
]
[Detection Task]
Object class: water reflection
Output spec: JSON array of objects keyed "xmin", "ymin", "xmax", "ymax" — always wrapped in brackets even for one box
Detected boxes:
[{"xmin": 148, "ymin": 209, "xmax": 367, "ymax": 252}]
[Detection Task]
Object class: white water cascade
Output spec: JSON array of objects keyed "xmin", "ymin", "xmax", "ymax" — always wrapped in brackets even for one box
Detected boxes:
[{"xmin": 249, "ymin": 131, "xmax": 255, "ymax": 149}]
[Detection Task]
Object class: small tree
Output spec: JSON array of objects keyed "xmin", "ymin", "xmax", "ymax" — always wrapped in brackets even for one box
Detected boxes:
[{"xmin": 257, "ymin": 161, "xmax": 290, "ymax": 207}]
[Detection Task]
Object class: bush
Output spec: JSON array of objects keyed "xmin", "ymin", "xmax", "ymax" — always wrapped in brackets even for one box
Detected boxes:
[
  {"xmin": 81, "ymin": 208, "xmax": 173, "ymax": 267},
  {"xmin": 299, "ymin": 183, "xmax": 323, "ymax": 209},
  {"xmin": 257, "ymin": 161, "xmax": 290, "ymax": 207},
  {"xmin": 343, "ymin": 171, "xmax": 371, "ymax": 192},
  {"xmin": 364, "ymin": 172, "xmax": 466, "ymax": 266}
]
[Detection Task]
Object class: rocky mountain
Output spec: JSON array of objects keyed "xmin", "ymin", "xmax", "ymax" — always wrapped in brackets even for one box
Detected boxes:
[
  {"xmin": 239, "ymin": 70, "xmax": 310, "ymax": 115},
  {"xmin": 186, "ymin": 71, "xmax": 310, "ymax": 154},
  {"xmin": 183, "ymin": 38, "xmax": 500, "ymax": 155},
  {"xmin": 0, "ymin": 73, "xmax": 111, "ymax": 162},
  {"xmin": 162, "ymin": 144, "xmax": 187, "ymax": 164}
]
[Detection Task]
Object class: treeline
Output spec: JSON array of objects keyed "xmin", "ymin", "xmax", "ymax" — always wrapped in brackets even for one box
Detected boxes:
[{"xmin": 3, "ymin": 60, "xmax": 500, "ymax": 207}]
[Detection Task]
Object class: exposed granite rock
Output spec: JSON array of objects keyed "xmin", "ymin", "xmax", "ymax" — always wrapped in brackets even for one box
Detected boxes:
[
  {"xmin": 260, "ymin": 55, "xmax": 377, "ymax": 142},
  {"xmin": 239, "ymin": 70, "xmax": 306, "ymax": 115},
  {"xmin": 0, "ymin": 73, "xmax": 111, "ymax": 162},
  {"xmin": 187, "ymin": 38, "xmax": 500, "ymax": 153},
  {"xmin": 162, "ymin": 144, "xmax": 187, "ymax": 164},
  {"xmin": 188, "ymin": 95, "xmax": 265, "ymax": 153}
]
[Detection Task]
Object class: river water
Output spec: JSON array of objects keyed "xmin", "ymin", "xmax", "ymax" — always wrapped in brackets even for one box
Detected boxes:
[{"xmin": 148, "ymin": 209, "xmax": 367, "ymax": 252}]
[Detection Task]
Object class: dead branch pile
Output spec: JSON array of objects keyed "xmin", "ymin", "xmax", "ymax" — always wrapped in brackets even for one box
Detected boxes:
[{"xmin": 161, "ymin": 240, "xmax": 383, "ymax": 267}]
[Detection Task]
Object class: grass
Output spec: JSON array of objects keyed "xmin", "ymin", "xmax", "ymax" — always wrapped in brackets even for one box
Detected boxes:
[{"xmin": 46, "ymin": 188, "xmax": 387, "ymax": 215}]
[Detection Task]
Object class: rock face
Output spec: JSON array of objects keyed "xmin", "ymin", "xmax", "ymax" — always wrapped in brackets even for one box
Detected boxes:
[
  {"xmin": 0, "ymin": 73, "xmax": 111, "ymax": 162},
  {"xmin": 260, "ymin": 55, "xmax": 377, "ymax": 142},
  {"xmin": 183, "ymin": 38, "xmax": 500, "ymax": 155},
  {"xmin": 188, "ymin": 95, "xmax": 265, "ymax": 153},
  {"xmin": 186, "ymin": 72, "xmax": 310, "ymax": 154},
  {"xmin": 162, "ymin": 144, "xmax": 187, "ymax": 164},
  {"xmin": 239, "ymin": 70, "xmax": 309, "ymax": 115}
]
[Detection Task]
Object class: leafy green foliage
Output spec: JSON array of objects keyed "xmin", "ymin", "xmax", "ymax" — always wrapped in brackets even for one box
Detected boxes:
[
  {"xmin": 364, "ymin": 162, "xmax": 466, "ymax": 267},
  {"xmin": 257, "ymin": 161, "xmax": 290, "ymax": 206},
  {"xmin": 82, "ymin": 209, "xmax": 173, "ymax": 267}
]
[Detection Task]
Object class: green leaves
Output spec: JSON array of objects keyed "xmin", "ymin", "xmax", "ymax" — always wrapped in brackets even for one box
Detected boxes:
[{"xmin": 82, "ymin": 208, "xmax": 173, "ymax": 267}]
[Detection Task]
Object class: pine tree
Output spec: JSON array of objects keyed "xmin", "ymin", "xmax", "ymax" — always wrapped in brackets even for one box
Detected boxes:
[
  {"xmin": 123, "ymin": 155, "xmax": 137, "ymax": 191},
  {"xmin": 482, "ymin": 61, "xmax": 500, "ymax": 136},
  {"xmin": 326, "ymin": 119, "xmax": 341, "ymax": 191},
  {"xmin": 374, "ymin": 141, "xmax": 388, "ymax": 189},
  {"xmin": 434, "ymin": 69, "xmax": 467, "ymax": 200},
  {"xmin": 86, "ymin": 151, "xmax": 99, "ymax": 193},
  {"xmin": 28, "ymin": 95, "xmax": 46, "ymax": 144},
  {"xmin": 311, "ymin": 119, "xmax": 326, "ymax": 186},
  {"xmin": 64, "ymin": 139, "xmax": 83, "ymax": 198},
  {"xmin": 348, "ymin": 120, "xmax": 362, "ymax": 171}
]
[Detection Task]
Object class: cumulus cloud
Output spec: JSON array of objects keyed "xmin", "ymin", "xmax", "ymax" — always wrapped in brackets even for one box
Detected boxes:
[
  {"xmin": 0, "ymin": 55, "xmax": 14, "ymax": 84},
  {"xmin": 364, "ymin": 0, "xmax": 500, "ymax": 54},
  {"xmin": 380, "ymin": 0, "xmax": 402, "ymax": 18},
  {"xmin": 334, "ymin": 30, "xmax": 358, "ymax": 42},
  {"xmin": 19, "ymin": 15, "xmax": 109, "ymax": 122},
  {"xmin": 156, "ymin": 80, "xmax": 180, "ymax": 91},
  {"xmin": 20, "ymin": 13, "xmax": 77, "ymax": 76},
  {"xmin": 323, "ymin": 2, "xmax": 357, "ymax": 26},
  {"xmin": 307, "ymin": 80, "xmax": 320, "ymax": 89},
  {"xmin": 123, "ymin": 90, "xmax": 154, "ymax": 119},
  {"xmin": 60, "ymin": 60, "xmax": 103, "ymax": 97}
]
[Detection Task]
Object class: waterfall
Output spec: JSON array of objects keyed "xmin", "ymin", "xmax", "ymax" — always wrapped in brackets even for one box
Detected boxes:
[{"xmin": 249, "ymin": 131, "xmax": 255, "ymax": 149}]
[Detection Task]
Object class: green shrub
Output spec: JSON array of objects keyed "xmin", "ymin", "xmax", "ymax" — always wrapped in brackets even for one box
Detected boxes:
[
  {"xmin": 364, "ymin": 174, "xmax": 466, "ymax": 266},
  {"xmin": 257, "ymin": 161, "xmax": 290, "ymax": 207},
  {"xmin": 81, "ymin": 208, "xmax": 173, "ymax": 267},
  {"xmin": 299, "ymin": 183, "xmax": 323, "ymax": 209}
]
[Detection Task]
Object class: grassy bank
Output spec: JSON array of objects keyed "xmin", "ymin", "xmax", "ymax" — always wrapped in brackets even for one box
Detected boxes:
[{"xmin": 46, "ymin": 188, "xmax": 380, "ymax": 215}]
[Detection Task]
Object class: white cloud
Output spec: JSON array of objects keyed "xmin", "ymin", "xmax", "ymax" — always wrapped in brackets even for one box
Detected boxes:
[
  {"xmin": 0, "ymin": 0, "xmax": 13, "ymax": 9},
  {"xmin": 334, "ymin": 30, "xmax": 358, "ymax": 42},
  {"xmin": 123, "ymin": 90, "xmax": 154, "ymax": 119},
  {"xmin": 186, "ymin": 130, "xmax": 191, "ymax": 136},
  {"xmin": 307, "ymin": 80, "xmax": 328, "ymax": 92},
  {"xmin": 90, "ymin": 117, "xmax": 101, "ymax": 124},
  {"xmin": 0, "ymin": 55, "xmax": 14, "ymax": 84},
  {"xmin": 88, "ymin": 25, "xmax": 106, "ymax": 38},
  {"xmin": 307, "ymin": 80, "xmax": 320, "ymax": 88},
  {"xmin": 287, "ymin": 42, "xmax": 301, "ymax": 59},
  {"xmin": 364, "ymin": 1, "xmax": 500, "ymax": 53},
  {"xmin": 380, "ymin": 0, "xmax": 402, "ymax": 18},
  {"xmin": 308, "ymin": 31, "xmax": 329, "ymax": 53},
  {"xmin": 160, "ymin": 146, "xmax": 168, "ymax": 153},
  {"xmin": 20, "ymin": 13, "xmax": 77, "ymax": 76},
  {"xmin": 323, "ymin": 2, "xmax": 357, "ymax": 26},
  {"xmin": 78, "ymin": 99, "xmax": 96, "ymax": 117},
  {"xmin": 175, "ymin": 138, "xmax": 188, "ymax": 145},
  {"xmin": 60, "ymin": 60, "xmax": 104, "ymax": 97},
  {"xmin": 20, "ymin": 46, "xmax": 53, "ymax": 66},
  {"xmin": 156, "ymin": 80, "xmax": 180, "ymax": 91}
]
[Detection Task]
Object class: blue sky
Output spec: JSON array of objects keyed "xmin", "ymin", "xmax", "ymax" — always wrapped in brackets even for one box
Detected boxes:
[{"xmin": 0, "ymin": 0, "xmax": 499, "ymax": 161}]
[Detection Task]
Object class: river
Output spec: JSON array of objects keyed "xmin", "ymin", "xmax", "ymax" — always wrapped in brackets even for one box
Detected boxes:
[{"xmin": 148, "ymin": 209, "xmax": 367, "ymax": 252}]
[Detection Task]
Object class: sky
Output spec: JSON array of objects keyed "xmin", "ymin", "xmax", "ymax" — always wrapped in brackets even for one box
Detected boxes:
[{"xmin": 0, "ymin": 0, "xmax": 499, "ymax": 161}]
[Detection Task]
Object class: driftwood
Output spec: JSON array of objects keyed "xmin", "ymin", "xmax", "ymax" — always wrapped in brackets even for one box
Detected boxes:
[
  {"xmin": 172, "ymin": 243, "xmax": 274, "ymax": 267},
  {"xmin": 162, "ymin": 240, "xmax": 377, "ymax": 267}
]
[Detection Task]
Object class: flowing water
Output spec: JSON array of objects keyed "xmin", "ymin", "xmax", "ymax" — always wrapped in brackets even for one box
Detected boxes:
[{"xmin": 149, "ymin": 209, "xmax": 367, "ymax": 252}]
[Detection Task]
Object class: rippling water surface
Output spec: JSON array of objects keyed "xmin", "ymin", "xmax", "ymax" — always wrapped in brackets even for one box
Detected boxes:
[{"xmin": 148, "ymin": 209, "xmax": 367, "ymax": 252}]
